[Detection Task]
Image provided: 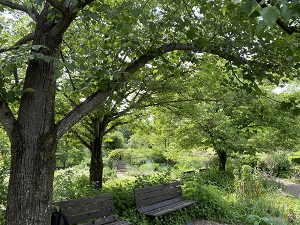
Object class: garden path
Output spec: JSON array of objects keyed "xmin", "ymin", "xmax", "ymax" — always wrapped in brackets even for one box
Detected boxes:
[{"xmin": 277, "ymin": 178, "xmax": 300, "ymax": 198}]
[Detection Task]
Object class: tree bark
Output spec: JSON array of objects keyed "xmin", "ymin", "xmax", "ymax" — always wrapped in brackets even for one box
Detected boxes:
[
  {"xmin": 5, "ymin": 9, "xmax": 62, "ymax": 225},
  {"xmin": 217, "ymin": 150, "xmax": 227, "ymax": 171},
  {"xmin": 89, "ymin": 119, "xmax": 108, "ymax": 189}
]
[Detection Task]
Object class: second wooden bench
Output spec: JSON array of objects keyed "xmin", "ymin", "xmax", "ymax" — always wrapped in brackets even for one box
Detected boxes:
[{"xmin": 134, "ymin": 181, "xmax": 197, "ymax": 217}]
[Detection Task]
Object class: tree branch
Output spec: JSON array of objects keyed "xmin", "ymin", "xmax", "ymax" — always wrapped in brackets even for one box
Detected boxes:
[
  {"xmin": 0, "ymin": 101, "xmax": 16, "ymax": 141},
  {"xmin": 71, "ymin": 129, "xmax": 91, "ymax": 150},
  {"xmin": 46, "ymin": 0, "xmax": 65, "ymax": 13},
  {"xmin": 56, "ymin": 88, "xmax": 113, "ymax": 139},
  {"xmin": 55, "ymin": 39, "xmax": 278, "ymax": 140},
  {"xmin": 125, "ymin": 43, "xmax": 199, "ymax": 75},
  {"xmin": 256, "ymin": 0, "xmax": 300, "ymax": 34},
  {"xmin": 74, "ymin": 0, "xmax": 95, "ymax": 9},
  {"xmin": 0, "ymin": 33, "xmax": 34, "ymax": 54},
  {"xmin": 0, "ymin": 0, "xmax": 37, "ymax": 21}
]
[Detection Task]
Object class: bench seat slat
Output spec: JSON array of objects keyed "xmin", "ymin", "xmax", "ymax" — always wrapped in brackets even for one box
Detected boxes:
[
  {"xmin": 137, "ymin": 197, "xmax": 183, "ymax": 213},
  {"xmin": 135, "ymin": 191, "xmax": 182, "ymax": 208},
  {"xmin": 54, "ymin": 194, "xmax": 132, "ymax": 225},
  {"xmin": 141, "ymin": 200, "xmax": 198, "ymax": 217},
  {"xmin": 61, "ymin": 200, "xmax": 114, "ymax": 217},
  {"xmin": 65, "ymin": 209, "xmax": 114, "ymax": 224},
  {"xmin": 134, "ymin": 181, "xmax": 197, "ymax": 218}
]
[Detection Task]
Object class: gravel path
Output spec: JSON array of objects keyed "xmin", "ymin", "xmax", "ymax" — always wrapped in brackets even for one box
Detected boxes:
[{"xmin": 277, "ymin": 179, "xmax": 300, "ymax": 198}]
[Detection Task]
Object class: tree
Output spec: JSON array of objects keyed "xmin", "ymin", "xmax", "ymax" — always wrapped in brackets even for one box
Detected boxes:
[
  {"xmin": 0, "ymin": 1, "xmax": 299, "ymax": 224},
  {"xmin": 138, "ymin": 55, "xmax": 300, "ymax": 171}
]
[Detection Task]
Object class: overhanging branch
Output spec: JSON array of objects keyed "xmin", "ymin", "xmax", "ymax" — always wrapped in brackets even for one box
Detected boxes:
[
  {"xmin": 55, "ymin": 40, "xmax": 278, "ymax": 140},
  {"xmin": 0, "ymin": 33, "xmax": 34, "ymax": 54},
  {"xmin": 0, "ymin": 0, "xmax": 37, "ymax": 21}
]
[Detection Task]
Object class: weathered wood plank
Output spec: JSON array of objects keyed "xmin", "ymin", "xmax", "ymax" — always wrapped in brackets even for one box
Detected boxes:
[
  {"xmin": 134, "ymin": 181, "xmax": 197, "ymax": 218},
  {"xmin": 54, "ymin": 193, "xmax": 132, "ymax": 225}
]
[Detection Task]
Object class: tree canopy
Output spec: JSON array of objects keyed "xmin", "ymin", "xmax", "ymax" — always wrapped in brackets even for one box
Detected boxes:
[{"xmin": 0, "ymin": 0, "xmax": 299, "ymax": 224}]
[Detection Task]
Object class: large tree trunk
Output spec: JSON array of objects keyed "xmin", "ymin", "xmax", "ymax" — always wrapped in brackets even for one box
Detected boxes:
[
  {"xmin": 217, "ymin": 150, "xmax": 227, "ymax": 171},
  {"xmin": 89, "ymin": 119, "xmax": 107, "ymax": 189},
  {"xmin": 5, "ymin": 12, "xmax": 62, "ymax": 225}
]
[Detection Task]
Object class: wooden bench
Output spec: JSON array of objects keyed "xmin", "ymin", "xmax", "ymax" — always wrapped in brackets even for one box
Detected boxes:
[
  {"xmin": 54, "ymin": 193, "xmax": 132, "ymax": 225},
  {"xmin": 134, "ymin": 181, "xmax": 197, "ymax": 217},
  {"xmin": 117, "ymin": 160, "xmax": 127, "ymax": 173}
]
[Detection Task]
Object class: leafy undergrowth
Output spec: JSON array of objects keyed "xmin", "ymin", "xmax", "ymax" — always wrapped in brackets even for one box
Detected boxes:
[{"xmin": 50, "ymin": 166, "xmax": 300, "ymax": 225}]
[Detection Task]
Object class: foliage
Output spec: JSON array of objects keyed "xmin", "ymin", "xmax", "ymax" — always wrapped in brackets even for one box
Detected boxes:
[
  {"xmin": 103, "ymin": 131, "xmax": 126, "ymax": 151},
  {"xmin": 1, "ymin": 0, "xmax": 300, "ymax": 223},
  {"xmin": 53, "ymin": 165, "xmax": 102, "ymax": 202},
  {"xmin": 291, "ymin": 157, "xmax": 300, "ymax": 165},
  {"xmin": 258, "ymin": 152, "xmax": 291, "ymax": 178},
  {"xmin": 55, "ymin": 131, "xmax": 90, "ymax": 168},
  {"xmin": 108, "ymin": 148, "xmax": 131, "ymax": 162},
  {"xmin": 234, "ymin": 165, "xmax": 263, "ymax": 199}
]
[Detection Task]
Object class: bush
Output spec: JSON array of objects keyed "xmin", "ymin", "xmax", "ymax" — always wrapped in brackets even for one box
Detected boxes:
[
  {"xmin": 257, "ymin": 153, "xmax": 291, "ymax": 178},
  {"xmin": 291, "ymin": 157, "xmax": 300, "ymax": 165},
  {"xmin": 108, "ymin": 149, "xmax": 132, "ymax": 162},
  {"xmin": 0, "ymin": 157, "xmax": 9, "ymax": 207},
  {"xmin": 191, "ymin": 169, "xmax": 235, "ymax": 193},
  {"xmin": 184, "ymin": 181, "xmax": 233, "ymax": 223},
  {"xmin": 53, "ymin": 165, "xmax": 102, "ymax": 201}
]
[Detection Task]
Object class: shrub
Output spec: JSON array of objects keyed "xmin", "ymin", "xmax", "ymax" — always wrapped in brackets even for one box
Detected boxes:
[
  {"xmin": 53, "ymin": 165, "xmax": 102, "ymax": 201},
  {"xmin": 0, "ymin": 157, "xmax": 9, "ymax": 208},
  {"xmin": 257, "ymin": 153, "xmax": 291, "ymax": 178},
  {"xmin": 291, "ymin": 157, "xmax": 300, "ymax": 165},
  {"xmin": 192, "ymin": 169, "xmax": 235, "ymax": 193},
  {"xmin": 184, "ymin": 181, "xmax": 233, "ymax": 222},
  {"xmin": 108, "ymin": 149, "xmax": 132, "ymax": 162},
  {"xmin": 234, "ymin": 165, "xmax": 263, "ymax": 198}
]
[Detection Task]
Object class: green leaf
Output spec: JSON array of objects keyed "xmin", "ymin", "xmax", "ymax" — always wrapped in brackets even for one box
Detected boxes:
[
  {"xmin": 131, "ymin": 8, "xmax": 141, "ymax": 16},
  {"xmin": 5, "ymin": 90, "xmax": 17, "ymax": 102},
  {"xmin": 67, "ymin": 63, "xmax": 77, "ymax": 72},
  {"xmin": 24, "ymin": 88, "xmax": 34, "ymax": 92},
  {"xmin": 41, "ymin": 55, "xmax": 52, "ymax": 63},
  {"xmin": 293, "ymin": 107, "xmax": 300, "ymax": 116},
  {"xmin": 69, "ymin": 0, "xmax": 78, "ymax": 4},
  {"xmin": 54, "ymin": 70, "xmax": 62, "ymax": 79},
  {"xmin": 186, "ymin": 30, "xmax": 196, "ymax": 39},
  {"xmin": 113, "ymin": 71, "xmax": 122, "ymax": 80},
  {"xmin": 243, "ymin": 0, "xmax": 256, "ymax": 15},
  {"xmin": 281, "ymin": 4, "xmax": 291, "ymax": 20},
  {"xmin": 153, "ymin": 69, "xmax": 158, "ymax": 74},
  {"xmin": 249, "ymin": 10, "xmax": 260, "ymax": 19},
  {"xmin": 32, "ymin": 45, "xmax": 42, "ymax": 51},
  {"xmin": 260, "ymin": 6, "xmax": 280, "ymax": 25},
  {"xmin": 34, "ymin": 0, "xmax": 43, "ymax": 5}
]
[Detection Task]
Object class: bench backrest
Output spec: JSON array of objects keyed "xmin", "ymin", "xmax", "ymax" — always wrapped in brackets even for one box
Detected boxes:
[
  {"xmin": 134, "ymin": 181, "xmax": 183, "ymax": 209},
  {"xmin": 54, "ymin": 193, "xmax": 115, "ymax": 224}
]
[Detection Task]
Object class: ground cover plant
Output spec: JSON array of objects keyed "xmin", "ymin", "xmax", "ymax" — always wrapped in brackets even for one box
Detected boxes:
[{"xmin": 47, "ymin": 151, "xmax": 300, "ymax": 225}]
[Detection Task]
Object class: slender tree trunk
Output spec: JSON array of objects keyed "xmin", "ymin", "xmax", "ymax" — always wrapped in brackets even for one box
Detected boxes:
[
  {"xmin": 217, "ymin": 150, "xmax": 227, "ymax": 171},
  {"xmin": 5, "ymin": 12, "xmax": 62, "ymax": 225},
  {"xmin": 89, "ymin": 119, "xmax": 107, "ymax": 189}
]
